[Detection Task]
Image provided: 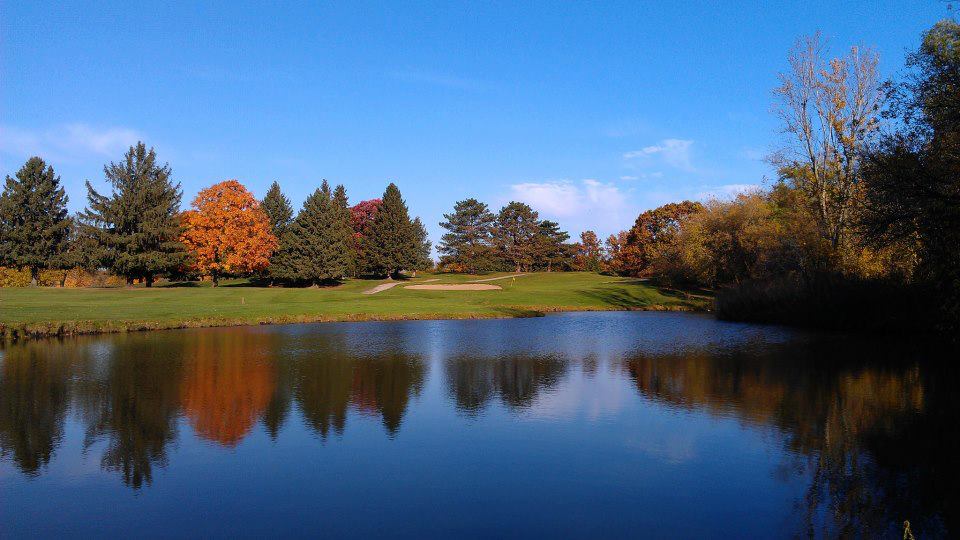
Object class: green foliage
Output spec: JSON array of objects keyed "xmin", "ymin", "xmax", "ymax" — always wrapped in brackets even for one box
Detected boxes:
[
  {"xmin": 533, "ymin": 220, "xmax": 570, "ymax": 271},
  {"xmin": 438, "ymin": 198, "xmax": 496, "ymax": 272},
  {"xmin": 261, "ymin": 181, "xmax": 294, "ymax": 237},
  {"xmin": 861, "ymin": 19, "xmax": 960, "ymax": 334},
  {"xmin": 0, "ymin": 157, "xmax": 72, "ymax": 283},
  {"xmin": 80, "ymin": 142, "xmax": 186, "ymax": 286},
  {"xmin": 272, "ymin": 181, "xmax": 354, "ymax": 284},
  {"xmin": 362, "ymin": 183, "xmax": 425, "ymax": 277},
  {"xmin": 492, "ymin": 201, "xmax": 540, "ymax": 272}
]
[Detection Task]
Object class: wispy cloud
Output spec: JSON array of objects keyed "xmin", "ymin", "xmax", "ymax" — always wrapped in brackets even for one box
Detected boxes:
[
  {"xmin": 507, "ymin": 178, "xmax": 631, "ymax": 236},
  {"xmin": 0, "ymin": 123, "xmax": 143, "ymax": 162},
  {"xmin": 697, "ymin": 183, "xmax": 762, "ymax": 200},
  {"xmin": 624, "ymin": 138, "xmax": 695, "ymax": 171}
]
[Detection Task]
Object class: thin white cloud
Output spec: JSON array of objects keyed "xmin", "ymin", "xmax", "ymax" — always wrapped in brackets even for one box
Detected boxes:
[
  {"xmin": 509, "ymin": 180, "xmax": 583, "ymax": 217},
  {"xmin": 507, "ymin": 179, "xmax": 631, "ymax": 237},
  {"xmin": 0, "ymin": 123, "xmax": 142, "ymax": 161},
  {"xmin": 697, "ymin": 183, "xmax": 762, "ymax": 200},
  {"xmin": 620, "ymin": 172, "xmax": 663, "ymax": 181},
  {"xmin": 624, "ymin": 138, "xmax": 695, "ymax": 171}
]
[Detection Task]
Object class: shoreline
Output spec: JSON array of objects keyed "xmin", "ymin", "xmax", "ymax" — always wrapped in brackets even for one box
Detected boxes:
[{"xmin": 0, "ymin": 304, "xmax": 704, "ymax": 343}]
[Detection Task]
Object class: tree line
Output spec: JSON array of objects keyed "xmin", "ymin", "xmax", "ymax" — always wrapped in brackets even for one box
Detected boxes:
[
  {"xmin": 596, "ymin": 21, "xmax": 960, "ymax": 335},
  {"xmin": 0, "ymin": 144, "xmax": 430, "ymax": 286}
]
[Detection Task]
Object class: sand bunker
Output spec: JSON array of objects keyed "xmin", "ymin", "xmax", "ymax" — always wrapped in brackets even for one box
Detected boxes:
[{"xmin": 404, "ymin": 284, "xmax": 502, "ymax": 291}]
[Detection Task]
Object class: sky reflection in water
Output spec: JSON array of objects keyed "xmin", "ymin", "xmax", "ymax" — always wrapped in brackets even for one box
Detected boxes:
[{"xmin": 1, "ymin": 312, "xmax": 956, "ymax": 538}]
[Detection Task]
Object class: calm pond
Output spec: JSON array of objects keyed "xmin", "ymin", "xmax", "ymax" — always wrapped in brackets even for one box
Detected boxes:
[{"xmin": 0, "ymin": 312, "xmax": 956, "ymax": 538}]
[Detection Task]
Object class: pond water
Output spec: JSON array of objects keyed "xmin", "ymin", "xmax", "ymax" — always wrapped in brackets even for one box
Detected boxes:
[{"xmin": 0, "ymin": 312, "xmax": 957, "ymax": 538}]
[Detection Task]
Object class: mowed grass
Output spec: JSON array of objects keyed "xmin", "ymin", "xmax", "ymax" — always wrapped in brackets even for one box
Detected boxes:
[{"xmin": 0, "ymin": 272, "xmax": 709, "ymax": 339}]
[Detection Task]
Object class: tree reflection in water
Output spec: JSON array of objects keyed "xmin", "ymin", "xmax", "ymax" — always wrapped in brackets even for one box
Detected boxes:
[
  {"xmin": 180, "ymin": 331, "xmax": 276, "ymax": 447},
  {"xmin": 0, "ymin": 342, "xmax": 70, "ymax": 476},
  {"xmin": 0, "ymin": 319, "xmax": 957, "ymax": 537},
  {"xmin": 621, "ymin": 339, "xmax": 958, "ymax": 538},
  {"xmin": 443, "ymin": 354, "xmax": 567, "ymax": 414}
]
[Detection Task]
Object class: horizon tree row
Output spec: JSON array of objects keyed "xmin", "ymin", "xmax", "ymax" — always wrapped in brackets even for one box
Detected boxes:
[
  {"xmin": 437, "ymin": 198, "xmax": 575, "ymax": 273},
  {"xmin": 0, "ymin": 143, "xmax": 430, "ymax": 286}
]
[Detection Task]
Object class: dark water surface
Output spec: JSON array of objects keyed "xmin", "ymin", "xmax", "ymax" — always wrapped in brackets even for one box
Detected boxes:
[{"xmin": 1, "ymin": 312, "xmax": 957, "ymax": 538}]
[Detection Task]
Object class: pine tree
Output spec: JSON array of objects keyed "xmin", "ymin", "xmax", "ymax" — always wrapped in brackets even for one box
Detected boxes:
[
  {"xmin": 271, "ymin": 181, "xmax": 353, "ymax": 284},
  {"xmin": 493, "ymin": 202, "xmax": 540, "ymax": 272},
  {"xmin": 261, "ymin": 181, "xmax": 293, "ymax": 237},
  {"xmin": 438, "ymin": 198, "xmax": 495, "ymax": 272},
  {"xmin": 0, "ymin": 157, "xmax": 72, "ymax": 285},
  {"xmin": 533, "ymin": 220, "xmax": 570, "ymax": 271}
]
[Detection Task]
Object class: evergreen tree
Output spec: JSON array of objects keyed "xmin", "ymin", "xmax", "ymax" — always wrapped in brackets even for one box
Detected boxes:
[
  {"xmin": 438, "ymin": 198, "xmax": 495, "ymax": 272},
  {"xmin": 363, "ymin": 183, "xmax": 421, "ymax": 277},
  {"xmin": 80, "ymin": 142, "xmax": 186, "ymax": 286},
  {"xmin": 331, "ymin": 184, "xmax": 357, "ymax": 278},
  {"xmin": 408, "ymin": 217, "xmax": 434, "ymax": 275},
  {"xmin": 271, "ymin": 181, "xmax": 352, "ymax": 284},
  {"xmin": 533, "ymin": 220, "xmax": 571, "ymax": 271},
  {"xmin": 0, "ymin": 157, "xmax": 72, "ymax": 285},
  {"xmin": 492, "ymin": 202, "xmax": 540, "ymax": 272},
  {"xmin": 261, "ymin": 181, "xmax": 293, "ymax": 237}
]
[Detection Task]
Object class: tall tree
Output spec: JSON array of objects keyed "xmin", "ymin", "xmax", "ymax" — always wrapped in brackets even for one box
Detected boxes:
[
  {"xmin": 573, "ymin": 230, "xmax": 604, "ymax": 272},
  {"xmin": 180, "ymin": 180, "xmax": 278, "ymax": 286},
  {"xmin": 772, "ymin": 34, "xmax": 884, "ymax": 251},
  {"xmin": 492, "ymin": 202, "xmax": 540, "ymax": 272},
  {"xmin": 272, "ymin": 181, "xmax": 353, "ymax": 284},
  {"xmin": 363, "ymin": 183, "xmax": 421, "ymax": 278},
  {"xmin": 533, "ymin": 220, "xmax": 570, "ymax": 271},
  {"xmin": 260, "ymin": 181, "xmax": 293, "ymax": 237},
  {"xmin": 331, "ymin": 184, "xmax": 357, "ymax": 277},
  {"xmin": 0, "ymin": 157, "xmax": 71, "ymax": 285},
  {"xmin": 80, "ymin": 142, "xmax": 186, "ymax": 286},
  {"xmin": 438, "ymin": 198, "xmax": 495, "ymax": 272},
  {"xmin": 861, "ymin": 20, "xmax": 960, "ymax": 332}
]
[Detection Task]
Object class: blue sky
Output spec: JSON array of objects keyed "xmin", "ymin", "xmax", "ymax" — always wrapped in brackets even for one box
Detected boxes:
[{"xmin": 0, "ymin": 1, "xmax": 948, "ymax": 245}]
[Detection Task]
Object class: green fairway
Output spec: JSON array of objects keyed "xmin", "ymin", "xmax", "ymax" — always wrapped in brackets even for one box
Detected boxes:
[{"xmin": 0, "ymin": 272, "xmax": 709, "ymax": 339}]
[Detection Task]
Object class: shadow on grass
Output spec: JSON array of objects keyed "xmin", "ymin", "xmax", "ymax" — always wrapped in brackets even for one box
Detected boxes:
[{"xmin": 579, "ymin": 281, "xmax": 710, "ymax": 309}]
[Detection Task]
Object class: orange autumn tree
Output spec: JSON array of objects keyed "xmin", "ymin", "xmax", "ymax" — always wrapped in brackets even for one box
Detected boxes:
[{"xmin": 181, "ymin": 180, "xmax": 277, "ymax": 286}]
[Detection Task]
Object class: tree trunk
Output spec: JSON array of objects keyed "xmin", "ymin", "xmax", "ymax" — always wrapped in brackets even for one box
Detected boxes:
[
  {"xmin": 212, "ymin": 271, "xmax": 219, "ymax": 287},
  {"xmin": 126, "ymin": 276, "xmax": 135, "ymax": 287},
  {"xmin": 30, "ymin": 267, "xmax": 39, "ymax": 287},
  {"xmin": 145, "ymin": 274, "xmax": 154, "ymax": 288}
]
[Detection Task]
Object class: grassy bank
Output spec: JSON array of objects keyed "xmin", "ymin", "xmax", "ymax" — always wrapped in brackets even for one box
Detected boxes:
[{"xmin": 0, "ymin": 272, "xmax": 709, "ymax": 341}]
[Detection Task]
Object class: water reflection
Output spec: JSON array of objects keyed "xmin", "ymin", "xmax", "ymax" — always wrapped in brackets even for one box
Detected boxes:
[
  {"xmin": 444, "ymin": 354, "xmax": 567, "ymax": 414},
  {"xmin": 0, "ymin": 314, "xmax": 957, "ymax": 537},
  {"xmin": 621, "ymin": 340, "xmax": 954, "ymax": 538}
]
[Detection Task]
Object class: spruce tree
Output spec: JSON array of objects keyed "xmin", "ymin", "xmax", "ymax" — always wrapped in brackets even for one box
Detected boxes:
[
  {"xmin": 408, "ymin": 217, "xmax": 433, "ymax": 274},
  {"xmin": 331, "ymin": 184, "xmax": 357, "ymax": 278},
  {"xmin": 363, "ymin": 183, "xmax": 421, "ymax": 278},
  {"xmin": 261, "ymin": 181, "xmax": 293, "ymax": 237},
  {"xmin": 271, "ymin": 181, "xmax": 353, "ymax": 284},
  {"xmin": 80, "ymin": 142, "xmax": 186, "ymax": 286},
  {"xmin": 0, "ymin": 157, "xmax": 72, "ymax": 285},
  {"xmin": 438, "ymin": 198, "xmax": 495, "ymax": 272}
]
